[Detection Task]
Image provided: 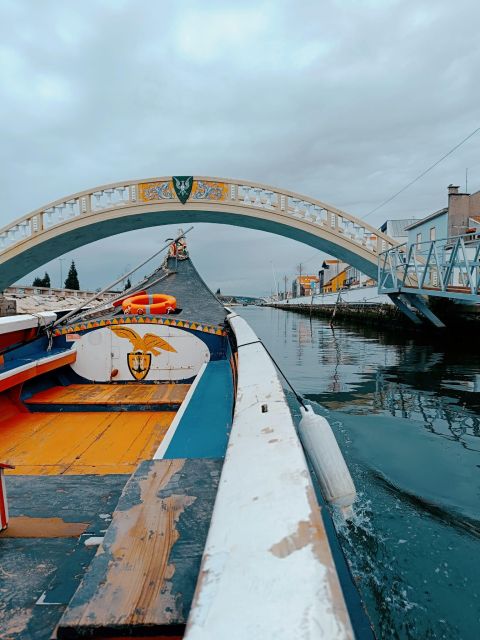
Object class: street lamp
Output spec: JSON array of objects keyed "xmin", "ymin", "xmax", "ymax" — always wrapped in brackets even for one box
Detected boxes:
[{"xmin": 59, "ymin": 258, "xmax": 67, "ymax": 289}]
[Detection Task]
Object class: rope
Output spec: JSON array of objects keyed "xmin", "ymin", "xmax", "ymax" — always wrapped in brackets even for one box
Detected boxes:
[{"xmin": 238, "ymin": 338, "xmax": 307, "ymax": 409}]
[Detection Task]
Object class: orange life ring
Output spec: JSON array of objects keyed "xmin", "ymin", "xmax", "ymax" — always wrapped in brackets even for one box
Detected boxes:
[{"xmin": 122, "ymin": 293, "xmax": 177, "ymax": 315}]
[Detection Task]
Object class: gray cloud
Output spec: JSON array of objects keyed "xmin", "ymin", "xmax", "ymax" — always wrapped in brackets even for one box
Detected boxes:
[{"xmin": 1, "ymin": 0, "xmax": 479, "ymax": 295}]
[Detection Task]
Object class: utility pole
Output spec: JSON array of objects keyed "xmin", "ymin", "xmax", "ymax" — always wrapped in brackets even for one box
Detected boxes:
[
  {"xmin": 296, "ymin": 262, "xmax": 303, "ymax": 296},
  {"xmin": 270, "ymin": 262, "xmax": 280, "ymax": 301}
]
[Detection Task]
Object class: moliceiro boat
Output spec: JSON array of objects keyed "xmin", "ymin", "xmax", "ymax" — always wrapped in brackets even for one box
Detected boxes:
[{"xmin": 0, "ymin": 234, "xmax": 372, "ymax": 639}]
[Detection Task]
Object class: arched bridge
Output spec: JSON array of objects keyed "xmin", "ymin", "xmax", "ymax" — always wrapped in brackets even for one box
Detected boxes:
[{"xmin": 0, "ymin": 176, "xmax": 397, "ymax": 289}]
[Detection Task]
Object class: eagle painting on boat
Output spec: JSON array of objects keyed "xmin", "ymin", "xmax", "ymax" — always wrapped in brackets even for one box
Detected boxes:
[{"xmin": 110, "ymin": 326, "xmax": 177, "ymax": 380}]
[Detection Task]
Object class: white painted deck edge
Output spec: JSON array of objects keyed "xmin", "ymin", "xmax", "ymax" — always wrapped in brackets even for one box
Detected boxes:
[
  {"xmin": 0, "ymin": 312, "xmax": 56, "ymax": 335},
  {"xmin": 153, "ymin": 361, "xmax": 208, "ymax": 459},
  {"xmin": 184, "ymin": 313, "xmax": 354, "ymax": 640}
]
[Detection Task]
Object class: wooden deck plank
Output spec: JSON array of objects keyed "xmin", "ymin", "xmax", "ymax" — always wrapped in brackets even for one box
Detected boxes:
[
  {"xmin": 2, "ymin": 413, "xmax": 111, "ymax": 469},
  {"xmin": 1, "ymin": 412, "xmax": 176, "ymax": 476},
  {"xmin": 74, "ymin": 413, "xmax": 172, "ymax": 469},
  {"xmin": 57, "ymin": 459, "xmax": 222, "ymax": 639},
  {"xmin": 0, "ymin": 413, "xmax": 60, "ymax": 456},
  {"xmin": 117, "ymin": 414, "xmax": 172, "ymax": 464},
  {"xmin": 137, "ymin": 415, "xmax": 174, "ymax": 460},
  {"xmin": 26, "ymin": 383, "xmax": 190, "ymax": 406}
]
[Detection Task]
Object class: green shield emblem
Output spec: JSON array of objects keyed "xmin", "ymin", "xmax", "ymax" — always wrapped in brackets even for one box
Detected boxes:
[{"xmin": 172, "ymin": 176, "xmax": 194, "ymax": 204}]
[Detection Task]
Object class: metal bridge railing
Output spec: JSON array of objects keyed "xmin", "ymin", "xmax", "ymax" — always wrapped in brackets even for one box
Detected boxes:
[{"xmin": 378, "ymin": 234, "xmax": 480, "ymax": 301}]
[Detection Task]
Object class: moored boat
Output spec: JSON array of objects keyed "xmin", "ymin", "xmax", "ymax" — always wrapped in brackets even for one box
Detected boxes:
[{"xmin": 0, "ymin": 235, "xmax": 373, "ymax": 639}]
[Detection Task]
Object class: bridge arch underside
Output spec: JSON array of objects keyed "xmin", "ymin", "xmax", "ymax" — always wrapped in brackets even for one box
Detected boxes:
[{"xmin": 0, "ymin": 207, "xmax": 379, "ymax": 289}]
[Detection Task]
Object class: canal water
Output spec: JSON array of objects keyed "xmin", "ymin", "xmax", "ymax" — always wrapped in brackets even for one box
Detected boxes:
[{"xmin": 238, "ymin": 306, "xmax": 480, "ymax": 640}]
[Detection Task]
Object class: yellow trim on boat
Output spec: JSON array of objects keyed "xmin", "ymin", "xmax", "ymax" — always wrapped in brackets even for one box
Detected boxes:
[{"xmin": 52, "ymin": 315, "xmax": 227, "ymax": 337}]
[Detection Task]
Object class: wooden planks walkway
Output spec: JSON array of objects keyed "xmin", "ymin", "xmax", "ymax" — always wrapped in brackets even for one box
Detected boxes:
[
  {"xmin": 26, "ymin": 383, "xmax": 190, "ymax": 407},
  {"xmin": 57, "ymin": 458, "xmax": 222, "ymax": 639},
  {"xmin": 0, "ymin": 411, "xmax": 175, "ymax": 475}
]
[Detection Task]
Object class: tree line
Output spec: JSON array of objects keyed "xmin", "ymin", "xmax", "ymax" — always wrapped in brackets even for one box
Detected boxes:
[
  {"xmin": 32, "ymin": 262, "xmax": 132, "ymax": 291},
  {"xmin": 32, "ymin": 260, "xmax": 80, "ymax": 290}
]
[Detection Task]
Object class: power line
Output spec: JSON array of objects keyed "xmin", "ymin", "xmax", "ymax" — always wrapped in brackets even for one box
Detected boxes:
[{"xmin": 363, "ymin": 125, "xmax": 480, "ymax": 220}]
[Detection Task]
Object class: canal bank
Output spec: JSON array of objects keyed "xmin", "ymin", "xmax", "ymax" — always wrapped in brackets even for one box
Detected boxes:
[
  {"xmin": 239, "ymin": 305, "xmax": 480, "ymax": 640},
  {"xmin": 269, "ymin": 287, "xmax": 404, "ymax": 329},
  {"xmin": 269, "ymin": 286, "xmax": 480, "ymax": 330}
]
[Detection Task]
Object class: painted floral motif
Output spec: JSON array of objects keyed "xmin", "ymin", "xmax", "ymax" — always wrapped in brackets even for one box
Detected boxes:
[
  {"xmin": 192, "ymin": 180, "xmax": 227, "ymax": 201},
  {"xmin": 139, "ymin": 181, "xmax": 174, "ymax": 201}
]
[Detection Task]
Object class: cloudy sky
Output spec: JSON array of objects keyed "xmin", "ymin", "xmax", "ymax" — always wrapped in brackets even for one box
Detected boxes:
[{"xmin": 1, "ymin": 0, "xmax": 479, "ymax": 295}]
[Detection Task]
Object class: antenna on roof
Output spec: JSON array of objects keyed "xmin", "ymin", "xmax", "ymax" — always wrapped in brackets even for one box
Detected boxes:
[{"xmin": 466, "ymin": 168, "xmax": 468, "ymax": 193}]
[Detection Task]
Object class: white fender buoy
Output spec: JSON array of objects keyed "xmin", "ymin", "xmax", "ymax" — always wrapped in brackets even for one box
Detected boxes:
[{"xmin": 299, "ymin": 405, "xmax": 356, "ymax": 519}]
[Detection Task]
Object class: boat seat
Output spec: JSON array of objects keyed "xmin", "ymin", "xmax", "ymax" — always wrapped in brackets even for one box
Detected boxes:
[
  {"xmin": 56, "ymin": 458, "xmax": 222, "ymax": 639},
  {"xmin": 0, "ymin": 349, "xmax": 76, "ymax": 393},
  {"xmin": 25, "ymin": 382, "xmax": 190, "ymax": 411}
]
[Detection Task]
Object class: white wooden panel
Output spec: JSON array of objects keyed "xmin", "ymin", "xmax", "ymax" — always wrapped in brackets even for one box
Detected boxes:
[
  {"xmin": 185, "ymin": 314, "xmax": 354, "ymax": 640},
  {"xmin": 71, "ymin": 324, "xmax": 209, "ymax": 382},
  {"xmin": 0, "ymin": 312, "xmax": 56, "ymax": 334},
  {"xmin": 70, "ymin": 327, "xmax": 111, "ymax": 381}
]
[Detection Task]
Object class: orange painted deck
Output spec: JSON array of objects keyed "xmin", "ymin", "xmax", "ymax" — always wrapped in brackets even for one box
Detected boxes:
[
  {"xmin": 25, "ymin": 383, "xmax": 190, "ymax": 406},
  {"xmin": 0, "ymin": 411, "xmax": 175, "ymax": 475}
]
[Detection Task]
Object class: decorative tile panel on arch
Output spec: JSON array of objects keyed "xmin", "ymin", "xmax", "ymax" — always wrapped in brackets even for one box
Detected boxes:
[
  {"xmin": 191, "ymin": 180, "xmax": 228, "ymax": 201},
  {"xmin": 138, "ymin": 179, "xmax": 227, "ymax": 203},
  {"xmin": 139, "ymin": 181, "xmax": 175, "ymax": 201}
]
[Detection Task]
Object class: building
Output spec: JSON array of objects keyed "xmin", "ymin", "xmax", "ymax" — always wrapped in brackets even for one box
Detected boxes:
[
  {"xmin": 319, "ymin": 260, "xmax": 348, "ymax": 293},
  {"xmin": 405, "ymin": 208, "xmax": 448, "ymax": 247},
  {"xmin": 380, "ymin": 218, "xmax": 418, "ymax": 243},
  {"xmin": 447, "ymin": 184, "xmax": 480, "ymax": 236},
  {"xmin": 344, "ymin": 265, "xmax": 375, "ymax": 288},
  {"xmin": 405, "ymin": 185, "xmax": 480, "ymax": 245},
  {"xmin": 296, "ymin": 274, "xmax": 320, "ymax": 296},
  {"xmin": 323, "ymin": 268, "xmax": 347, "ymax": 293}
]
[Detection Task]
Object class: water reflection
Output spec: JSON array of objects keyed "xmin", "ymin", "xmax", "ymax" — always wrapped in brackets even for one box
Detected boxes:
[{"xmin": 257, "ymin": 308, "xmax": 480, "ymax": 450}]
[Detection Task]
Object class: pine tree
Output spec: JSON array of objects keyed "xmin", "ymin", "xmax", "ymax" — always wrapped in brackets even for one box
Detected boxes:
[
  {"xmin": 124, "ymin": 278, "xmax": 131, "ymax": 290},
  {"xmin": 33, "ymin": 272, "xmax": 51, "ymax": 287},
  {"xmin": 64, "ymin": 261, "xmax": 80, "ymax": 290}
]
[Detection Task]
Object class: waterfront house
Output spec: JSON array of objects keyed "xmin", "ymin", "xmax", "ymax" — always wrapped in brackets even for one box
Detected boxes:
[
  {"xmin": 405, "ymin": 184, "xmax": 480, "ymax": 246},
  {"xmin": 297, "ymin": 274, "xmax": 320, "ymax": 296},
  {"xmin": 323, "ymin": 266, "xmax": 348, "ymax": 293},
  {"xmin": 405, "ymin": 208, "xmax": 448, "ymax": 246}
]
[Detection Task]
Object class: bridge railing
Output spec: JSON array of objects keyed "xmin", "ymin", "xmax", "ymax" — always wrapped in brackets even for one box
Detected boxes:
[
  {"xmin": 0, "ymin": 177, "xmax": 396, "ymax": 258},
  {"xmin": 4, "ymin": 285, "xmax": 118, "ymax": 300},
  {"xmin": 378, "ymin": 234, "xmax": 480, "ymax": 300}
]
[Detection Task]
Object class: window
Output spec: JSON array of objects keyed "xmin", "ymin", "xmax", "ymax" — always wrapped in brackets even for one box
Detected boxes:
[
  {"xmin": 430, "ymin": 227, "xmax": 436, "ymax": 241},
  {"xmin": 416, "ymin": 233, "xmax": 422, "ymax": 246}
]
